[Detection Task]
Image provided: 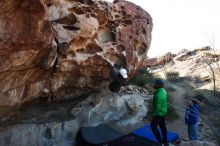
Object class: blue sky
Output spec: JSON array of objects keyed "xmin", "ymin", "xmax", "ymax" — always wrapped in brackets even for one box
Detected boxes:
[{"xmin": 106, "ymin": 0, "xmax": 220, "ymax": 57}]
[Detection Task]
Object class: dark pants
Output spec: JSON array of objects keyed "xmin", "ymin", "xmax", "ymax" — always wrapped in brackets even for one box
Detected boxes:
[{"xmin": 150, "ymin": 116, "xmax": 167, "ymax": 143}]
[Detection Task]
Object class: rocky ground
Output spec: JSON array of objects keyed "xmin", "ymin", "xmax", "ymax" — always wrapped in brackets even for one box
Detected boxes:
[{"xmin": 166, "ymin": 82, "xmax": 219, "ymax": 144}]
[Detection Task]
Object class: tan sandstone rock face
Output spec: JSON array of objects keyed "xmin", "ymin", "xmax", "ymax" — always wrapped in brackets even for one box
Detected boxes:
[{"xmin": 0, "ymin": 0, "xmax": 152, "ymax": 106}]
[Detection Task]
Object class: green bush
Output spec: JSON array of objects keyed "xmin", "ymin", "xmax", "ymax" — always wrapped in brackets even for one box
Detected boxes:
[
  {"xmin": 166, "ymin": 71, "xmax": 182, "ymax": 82},
  {"xmin": 166, "ymin": 71, "xmax": 179, "ymax": 78},
  {"xmin": 130, "ymin": 68, "xmax": 152, "ymax": 87},
  {"xmin": 153, "ymin": 73, "xmax": 162, "ymax": 79},
  {"xmin": 139, "ymin": 68, "xmax": 150, "ymax": 75},
  {"xmin": 131, "ymin": 74, "xmax": 149, "ymax": 87},
  {"xmin": 203, "ymin": 52, "xmax": 218, "ymax": 58}
]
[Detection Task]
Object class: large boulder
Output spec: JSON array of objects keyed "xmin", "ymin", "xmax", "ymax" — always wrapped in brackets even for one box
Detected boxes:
[
  {"xmin": 0, "ymin": 85, "xmax": 149, "ymax": 146},
  {"xmin": 0, "ymin": 0, "xmax": 153, "ymax": 106}
]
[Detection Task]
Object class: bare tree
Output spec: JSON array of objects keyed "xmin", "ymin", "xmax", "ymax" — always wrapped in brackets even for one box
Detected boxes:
[
  {"xmin": 201, "ymin": 56, "xmax": 217, "ymax": 97},
  {"xmin": 202, "ymin": 32, "xmax": 220, "ymax": 104}
]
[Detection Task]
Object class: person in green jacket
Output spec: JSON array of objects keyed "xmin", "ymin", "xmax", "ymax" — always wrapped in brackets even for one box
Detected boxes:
[{"xmin": 150, "ymin": 79, "xmax": 168, "ymax": 145}]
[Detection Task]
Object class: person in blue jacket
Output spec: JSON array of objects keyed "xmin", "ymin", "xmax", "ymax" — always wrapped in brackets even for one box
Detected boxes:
[{"xmin": 185, "ymin": 96, "xmax": 204, "ymax": 141}]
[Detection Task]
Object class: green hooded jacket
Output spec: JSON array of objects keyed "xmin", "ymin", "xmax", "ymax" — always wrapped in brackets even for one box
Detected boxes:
[{"xmin": 152, "ymin": 88, "xmax": 167, "ymax": 116}]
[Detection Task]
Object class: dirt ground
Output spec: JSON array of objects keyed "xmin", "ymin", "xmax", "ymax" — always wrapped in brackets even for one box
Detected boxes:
[{"xmin": 166, "ymin": 81, "xmax": 220, "ymax": 145}]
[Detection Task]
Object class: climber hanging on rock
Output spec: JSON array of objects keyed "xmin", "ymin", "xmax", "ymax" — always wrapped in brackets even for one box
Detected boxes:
[
  {"xmin": 108, "ymin": 67, "xmax": 128, "ymax": 94},
  {"xmin": 87, "ymin": 66, "xmax": 128, "ymax": 107}
]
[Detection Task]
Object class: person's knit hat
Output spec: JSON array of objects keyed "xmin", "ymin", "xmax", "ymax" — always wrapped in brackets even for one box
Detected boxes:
[{"xmin": 154, "ymin": 79, "xmax": 164, "ymax": 87}]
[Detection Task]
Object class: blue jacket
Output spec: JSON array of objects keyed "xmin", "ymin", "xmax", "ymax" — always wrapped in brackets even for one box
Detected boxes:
[{"xmin": 185, "ymin": 103, "xmax": 199, "ymax": 125}]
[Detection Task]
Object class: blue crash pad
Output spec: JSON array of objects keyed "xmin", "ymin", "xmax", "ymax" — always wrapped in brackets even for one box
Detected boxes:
[{"xmin": 132, "ymin": 124, "xmax": 179, "ymax": 143}]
